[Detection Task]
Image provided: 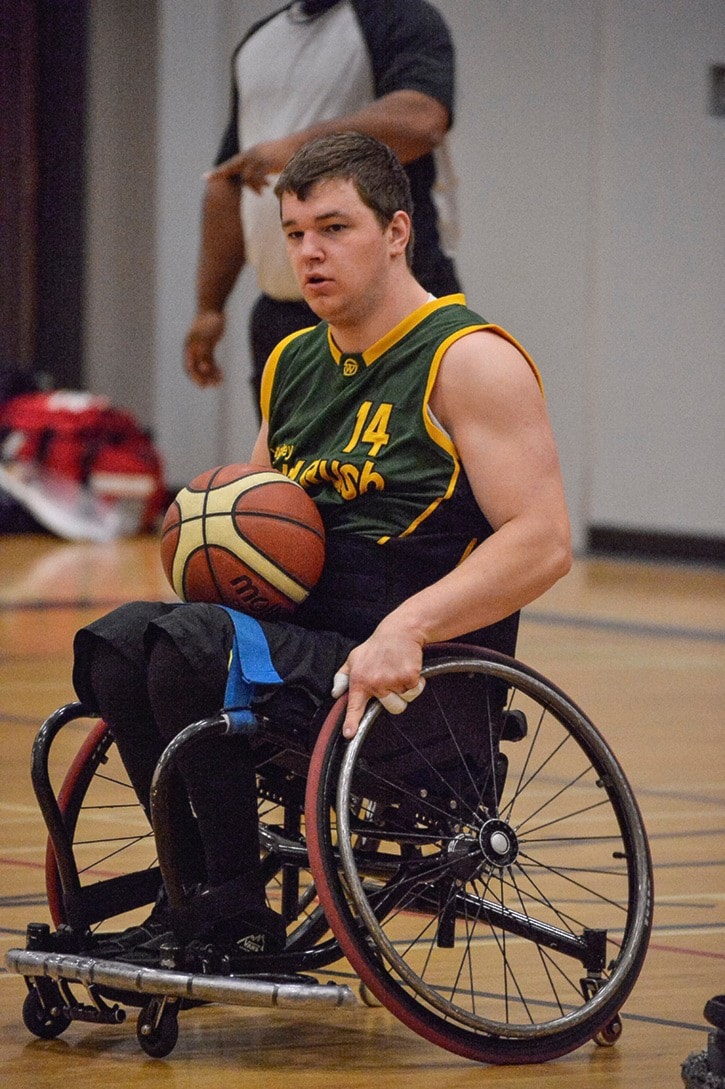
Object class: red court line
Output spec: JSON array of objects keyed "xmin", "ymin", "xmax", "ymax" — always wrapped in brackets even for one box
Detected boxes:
[
  {"xmin": 648, "ymin": 941, "xmax": 725, "ymax": 960},
  {"xmin": 0, "ymin": 855, "xmax": 120, "ymax": 879},
  {"xmin": 0, "ymin": 856, "xmax": 45, "ymax": 872}
]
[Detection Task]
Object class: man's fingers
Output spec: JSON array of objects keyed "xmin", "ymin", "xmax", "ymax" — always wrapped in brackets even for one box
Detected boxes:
[
  {"xmin": 401, "ymin": 679, "xmax": 426, "ymax": 703},
  {"xmin": 342, "ymin": 691, "xmax": 367, "ymax": 740},
  {"xmin": 341, "ymin": 676, "xmax": 427, "ymax": 739},
  {"xmin": 380, "ymin": 678, "xmax": 426, "ymax": 715},
  {"xmin": 379, "ymin": 692, "xmax": 407, "ymax": 714},
  {"xmin": 331, "ymin": 670, "xmax": 350, "ymax": 699}
]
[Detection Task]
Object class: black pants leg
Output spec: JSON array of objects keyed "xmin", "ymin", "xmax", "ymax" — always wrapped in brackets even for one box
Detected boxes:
[
  {"xmin": 145, "ymin": 631, "xmax": 264, "ymax": 898},
  {"xmin": 83, "ymin": 627, "xmax": 262, "ymax": 900}
]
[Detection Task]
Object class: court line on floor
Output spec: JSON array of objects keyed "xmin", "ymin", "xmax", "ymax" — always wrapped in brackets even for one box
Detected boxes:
[
  {"xmin": 0, "ymin": 599, "xmax": 129, "ymax": 612},
  {"xmin": 525, "ymin": 610, "xmax": 724, "ymax": 643},
  {"xmin": 648, "ymin": 939, "xmax": 725, "ymax": 959}
]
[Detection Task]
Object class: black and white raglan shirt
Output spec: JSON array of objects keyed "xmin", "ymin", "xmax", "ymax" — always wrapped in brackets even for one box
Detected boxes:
[{"xmin": 215, "ymin": 0, "xmax": 460, "ymax": 301}]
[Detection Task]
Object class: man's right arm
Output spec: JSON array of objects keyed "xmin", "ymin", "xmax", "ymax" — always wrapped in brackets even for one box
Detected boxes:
[{"xmin": 183, "ymin": 173, "xmax": 246, "ymax": 388}]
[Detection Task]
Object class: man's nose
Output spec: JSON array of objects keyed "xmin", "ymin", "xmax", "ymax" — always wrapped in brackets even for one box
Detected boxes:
[{"xmin": 299, "ymin": 232, "xmax": 324, "ymax": 259}]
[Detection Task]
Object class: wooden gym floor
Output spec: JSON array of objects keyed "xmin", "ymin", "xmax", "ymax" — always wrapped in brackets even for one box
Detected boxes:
[{"xmin": 1, "ymin": 533, "xmax": 723, "ymax": 1088}]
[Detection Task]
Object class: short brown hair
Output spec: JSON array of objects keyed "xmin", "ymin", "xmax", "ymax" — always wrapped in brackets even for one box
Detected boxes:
[{"xmin": 275, "ymin": 132, "xmax": 415, "ymax": 263}]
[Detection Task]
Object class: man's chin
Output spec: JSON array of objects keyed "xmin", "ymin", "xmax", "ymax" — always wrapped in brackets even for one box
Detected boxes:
[{"xmin": 302, "ymin": 290, "xmax": 336, "ymax": 321}]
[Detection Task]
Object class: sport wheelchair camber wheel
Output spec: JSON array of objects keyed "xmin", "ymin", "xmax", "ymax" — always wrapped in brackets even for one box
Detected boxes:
[
  {"xmin": 42, "ymin": 708, "xmax": 330, "ymax": 952},
  {"xmin": 305, "ymin": 645, "xmax": 653, "ymax": 1065},
  {"xmin": 44, "ymin": 717, "xmax": 158, "ymax": 931}
]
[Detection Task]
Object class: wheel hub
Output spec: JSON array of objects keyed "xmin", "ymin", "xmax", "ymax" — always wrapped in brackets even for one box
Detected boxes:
[{"xmin": 479, "ymin": 818, "xmax": 519, "ymax": 867}]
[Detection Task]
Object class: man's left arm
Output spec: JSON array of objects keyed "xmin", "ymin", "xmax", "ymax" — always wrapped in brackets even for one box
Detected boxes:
[{"xmin": 338, "ymin": 332, "xmax": 573, "ymax": 737}]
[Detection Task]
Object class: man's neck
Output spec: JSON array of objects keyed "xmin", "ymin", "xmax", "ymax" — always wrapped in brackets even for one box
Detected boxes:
[{"xmin": 330, "ymin": 279, "xmax": 431, "ymax": 355}]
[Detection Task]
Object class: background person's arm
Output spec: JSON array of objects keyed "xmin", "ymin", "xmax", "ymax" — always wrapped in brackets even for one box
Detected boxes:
[
  {"xmin": 183, "ymin": 173, "xmax": 246, "ymax": 387},
  {"xmin": 208, "ymin": 90, "xmax": 449, "ymax": 194}
]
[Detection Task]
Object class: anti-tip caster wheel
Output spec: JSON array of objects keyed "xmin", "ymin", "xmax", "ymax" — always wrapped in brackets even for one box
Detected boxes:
[
  {"xmin": 595, "ymin": 1013, "xmax": 623, "ymax": 1047},
  {"xmin": 22, "ymin": 988, "xmax": 71, "ymax": 1040},
  {"xmin": 137, "ymin": 997, "xmax": 179, "ymax": 1058}
]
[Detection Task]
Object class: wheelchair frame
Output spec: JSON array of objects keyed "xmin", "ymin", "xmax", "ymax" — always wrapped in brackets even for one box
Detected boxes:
[{"xmin": 6, "ymin": 644, "xmax": 653, "ymax": 1064}]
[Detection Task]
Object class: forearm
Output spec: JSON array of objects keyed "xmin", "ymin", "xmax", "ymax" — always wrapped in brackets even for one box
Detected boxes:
[
  {"xmin": 287, "ymin": 91, "xmax": 449, "ymax": 166},
  {"xmin": 196, "ymin": 175, "xmax": 246, "ymax": 313},
  {"xmin": 379, "ymin": 513, "xmax": 572, "ymax": 649}
]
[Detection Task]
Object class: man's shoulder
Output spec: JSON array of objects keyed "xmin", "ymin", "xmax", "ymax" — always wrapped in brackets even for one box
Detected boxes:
[{"xmin": 420, "ymin": 295, "xmax": 489, "ymax": 331}]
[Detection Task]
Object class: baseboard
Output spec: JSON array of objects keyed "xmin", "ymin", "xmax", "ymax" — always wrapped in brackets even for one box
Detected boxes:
[{"xmin": 587, "ymin": 526, "xmax": 725, "ymax": 565}]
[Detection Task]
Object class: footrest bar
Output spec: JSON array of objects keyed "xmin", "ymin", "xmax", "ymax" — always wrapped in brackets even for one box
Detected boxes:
[{"xmin": 5, "ymin": 948, "xmax": 357, "ymax": 1010}]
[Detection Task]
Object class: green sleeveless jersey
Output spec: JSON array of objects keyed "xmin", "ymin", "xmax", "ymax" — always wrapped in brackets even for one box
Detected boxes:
[
  {"xmin": 262, "ymin": 294, "xmax": 540, "ymax": 545},
  {"xmin": 261, "ymin": 294, "xmax": 541, "ymax": 648}
]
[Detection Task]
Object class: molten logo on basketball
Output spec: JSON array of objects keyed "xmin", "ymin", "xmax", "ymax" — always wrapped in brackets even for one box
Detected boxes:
[{"xmin": 229, "ymin": 574, "xmax": 287, "ymax": 620}]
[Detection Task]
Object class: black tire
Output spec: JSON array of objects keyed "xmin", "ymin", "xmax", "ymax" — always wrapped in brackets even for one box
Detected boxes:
[
  {"xmin": 306, "ymin": 645, "xmax": 653, "ymax": 1065},
  {"xmin": 22, "ymin": 988, "xmax": 70, "ymax": 1040},
  {"xmin": 45, "ymin": 717, "xmax": 158, "ymax": 930},
  {"xmin": 137, "ymin": 999, "xmax": 179, "ymax": 1058}
]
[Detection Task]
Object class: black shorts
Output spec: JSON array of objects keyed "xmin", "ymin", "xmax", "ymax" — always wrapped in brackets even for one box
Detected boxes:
[{"xmin": 73, "ymin": 601, "xmax": 355, "ymax": 733}]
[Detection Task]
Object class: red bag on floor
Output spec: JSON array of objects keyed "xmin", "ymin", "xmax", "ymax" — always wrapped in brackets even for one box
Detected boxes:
[{"xmin": 0, "ymin": 391, "xmax": 166, "ymax": 533}]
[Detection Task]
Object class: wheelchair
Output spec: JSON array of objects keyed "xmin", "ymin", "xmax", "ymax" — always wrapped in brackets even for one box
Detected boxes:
[{"xmin": 6, "ymin": 642, "xmax": 653, "ymax": 1064}]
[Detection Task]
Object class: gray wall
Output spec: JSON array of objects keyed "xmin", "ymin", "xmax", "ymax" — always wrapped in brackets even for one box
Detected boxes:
[{"xmin": 83, "ymin": 0, "xmax": 725, "ymax": 551}]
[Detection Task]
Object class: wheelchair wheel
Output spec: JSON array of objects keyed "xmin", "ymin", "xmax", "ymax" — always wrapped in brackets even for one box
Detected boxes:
[
  {"xmin": 22, "ymin": 988, "xmax": 71, "ymax": 1039},
  {"xmin": 45, "ymin": 715, "xmax": 327, "ymax": 949},
  {"xmin": 45, "ymin": 717, "xmax": 158, "ymax": 930},
  {"xmin": 306, "ymin": 645, "xmax": 653, "ymax": 1065}
]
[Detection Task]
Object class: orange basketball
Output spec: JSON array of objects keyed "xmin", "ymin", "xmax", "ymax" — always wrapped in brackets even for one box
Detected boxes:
[{"xmin": 160, "ymin": 463, "xmax": 325, "ymax": 620}]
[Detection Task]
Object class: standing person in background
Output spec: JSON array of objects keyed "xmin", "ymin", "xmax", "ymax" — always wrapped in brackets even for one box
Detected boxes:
[{"xmin": 183, "ymin": 0, "xmax": 462, "ymax": 415}]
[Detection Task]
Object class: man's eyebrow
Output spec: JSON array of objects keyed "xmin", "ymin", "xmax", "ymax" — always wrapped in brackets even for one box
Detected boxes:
[{"xmin": 281, "ymin": 209, "xmax": 351, "ymax": 229}]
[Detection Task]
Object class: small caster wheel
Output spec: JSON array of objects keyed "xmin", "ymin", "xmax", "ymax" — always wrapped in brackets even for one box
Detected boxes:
[
  {"xmin": 137, "ymin": 998, "xmax": 179, "ymax": 1058},
  {"xmin": 22, "ymin": 989, "xmax": 71, "ymax": 1040},
  {"xmin": 595, "ymin": 1014, "xmax": 622, "ymax": 1047},
  {"xmin": 359, "ymin": 982, "xmax": 383, "ymax": 1007}
]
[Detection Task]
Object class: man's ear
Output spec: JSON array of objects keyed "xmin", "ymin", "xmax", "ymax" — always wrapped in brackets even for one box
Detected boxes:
[{"xmin": 388, "ymin": 210, "xmax": 411, "ymax": 256}]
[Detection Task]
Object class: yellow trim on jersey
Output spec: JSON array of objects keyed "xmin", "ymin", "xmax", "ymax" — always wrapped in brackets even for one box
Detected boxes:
[
  {"xmin": 362, "ymin": 294, "xmax": 467, "ymax": 367},
  {"xmin": 484, "ymin": 324, "xmax": 544, "ymax": 395},
  {"xmin": 392, "ymin": 320, "xmax": 545, "ymax": 541},
  {"xmin": 327, "ymin": 294, "xmax": 467, "ymax": 368},
  {"xmin": 259, "ymin": 326, "xmax": 315, "ymax": 422},
  {"xmin": 421, "ymin": 321, "xmax": 544, "ymax": 455}
]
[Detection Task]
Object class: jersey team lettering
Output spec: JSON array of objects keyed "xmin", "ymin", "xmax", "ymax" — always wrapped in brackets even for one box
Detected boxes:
[
  {"xmin": 281, "ymin": 457, "xmax": 384, "ymax": 500},
  {"xmin": 272, "ymin": 400, "xmax": 392, "ymax": 501}
]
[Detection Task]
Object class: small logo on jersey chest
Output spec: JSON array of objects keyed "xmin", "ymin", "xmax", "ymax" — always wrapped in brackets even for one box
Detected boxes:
[{"xmin": 342, "ymin": 358, "xmax": 359, "ymax": 376}]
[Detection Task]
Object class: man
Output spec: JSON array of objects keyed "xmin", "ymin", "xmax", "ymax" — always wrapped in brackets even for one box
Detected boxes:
[
  {"xmin": 183, "ymin": 0, "xmax": 462, "ymax": 411},
  {"xmin": 73, "ymin": 133, "xmax": 571, "ymax": 964}
]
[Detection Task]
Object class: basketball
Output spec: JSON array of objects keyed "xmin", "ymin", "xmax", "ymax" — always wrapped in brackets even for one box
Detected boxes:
[{"xmin": 160, "ymin": 463, "xmax": 325, "ymax": 620}]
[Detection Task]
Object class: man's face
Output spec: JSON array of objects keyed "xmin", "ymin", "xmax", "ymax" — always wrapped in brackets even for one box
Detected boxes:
[{"xmin": 280, "ymin": 177, "xmax": 401, "ymax": 329}]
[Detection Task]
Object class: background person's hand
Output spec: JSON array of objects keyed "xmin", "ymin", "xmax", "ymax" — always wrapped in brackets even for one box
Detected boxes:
[
  {"xmin": 208, "ymin": 135, "xmax": 302, "ymax": 194},
  {"xmin": 184, "ymin": 311, "xmax": 226, "ymax": 387}
]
